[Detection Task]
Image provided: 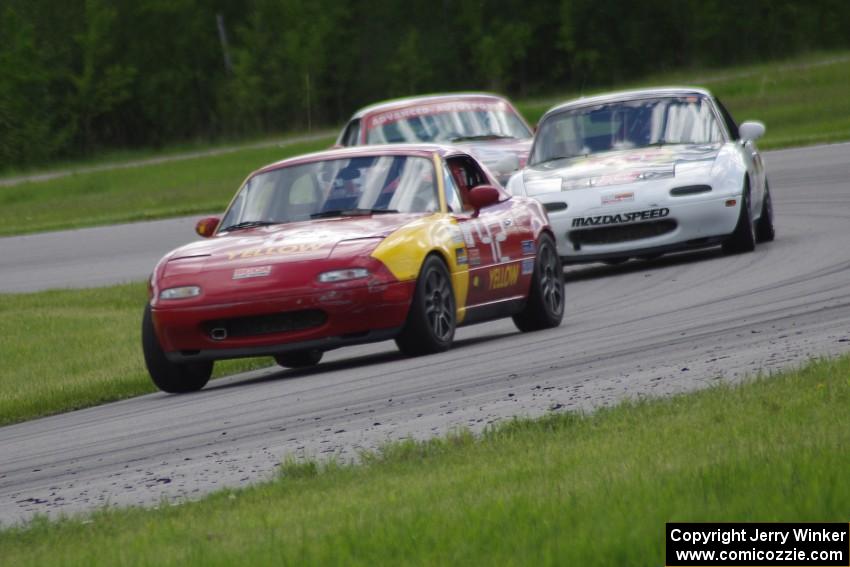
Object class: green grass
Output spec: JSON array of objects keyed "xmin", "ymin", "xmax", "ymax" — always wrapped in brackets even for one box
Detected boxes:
[
  {"xmin": 516, "ymin": 51, "xmax": 850, "ymax": 149},
  {"xmin": 0, "ymin": 283, "xmax": 272, "ymax": 426},
  {"xmin": 1, "ymin": 356, "xmax": 847, "ymax": 565},
  {"xmin": 0, "ymin": 136, "xmax": 334, "ymax": 236},
  {"xmin": 0, "ymin": 131, "xmax": 334, "ymax": 181}
]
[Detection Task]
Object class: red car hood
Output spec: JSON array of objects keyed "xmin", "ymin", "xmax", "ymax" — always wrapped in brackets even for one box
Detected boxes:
[{"xmin": 163, "ymin": 213, "xmax": 424, "ymax": 274}]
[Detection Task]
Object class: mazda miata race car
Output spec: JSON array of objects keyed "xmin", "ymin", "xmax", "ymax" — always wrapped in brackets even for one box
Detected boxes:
[
  {"xmin": 336, "ymin": 93, "xmax": 533, "ymax": 185},
  {"xmin": 506, "ymin": 87, "xmax": 775, "ymax": 264},
  {"xmin": 143, "ymin": 145, "xmax": 564, "ymax": 393}
]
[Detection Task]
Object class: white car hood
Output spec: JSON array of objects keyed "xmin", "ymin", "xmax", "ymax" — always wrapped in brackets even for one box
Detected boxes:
[{"xmin": 522, "ymin": 144, "xmax": 721, "ymax": 195}]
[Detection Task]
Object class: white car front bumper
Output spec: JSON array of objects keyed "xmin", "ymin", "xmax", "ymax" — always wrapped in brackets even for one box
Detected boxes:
[{"xmin": 539, "ymin": 189, "xmax": 742, "ymax": 263}]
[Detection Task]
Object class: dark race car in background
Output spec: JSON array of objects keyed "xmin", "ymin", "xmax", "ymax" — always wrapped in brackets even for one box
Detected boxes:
[
  {"xmin": 143, "ymin": 144, "xmax": 564, "ymax": 393},
  {"xmin": 507, "ymin": 87, "xmax": 775, "ymax": 264},
  {"xmin": 336, "ymin": 93, "xmax": 533, "ymax": 185}
]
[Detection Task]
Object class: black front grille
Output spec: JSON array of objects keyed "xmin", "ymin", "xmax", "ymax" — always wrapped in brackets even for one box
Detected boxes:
[
  {"xmin": 670, "ymin": 184, "xmax": 711, "ymax": 196},
  {"xmin": 205, "ymin": 309, "xmax": 326, "ymax": 339},
  {"xmin": 544, "ymin": 201, "xmax": 568, "ymax": 212},
  {"xmin": 569, "ymin": 220, "xmax": 677, "ymax": 246}
]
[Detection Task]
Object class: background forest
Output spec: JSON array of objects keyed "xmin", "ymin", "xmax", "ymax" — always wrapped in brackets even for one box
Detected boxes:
[{"xmin": 2, "ymin": 0, "xmax": 849, "ymax": 169}]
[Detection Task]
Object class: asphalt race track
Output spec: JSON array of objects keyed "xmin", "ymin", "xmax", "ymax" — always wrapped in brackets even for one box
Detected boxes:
[
  {"xmin": 0, "ymin": 215, "xmax": 202, "ymax": 292},
  {"xmin": 1, "ymin": 143, "xmax": 849, "ymax": 525}
]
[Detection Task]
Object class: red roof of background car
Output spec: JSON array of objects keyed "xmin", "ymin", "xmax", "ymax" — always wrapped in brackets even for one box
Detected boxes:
[{"xmin": 348, "ymin": 92, "xmax": 513, "ymax": 121}]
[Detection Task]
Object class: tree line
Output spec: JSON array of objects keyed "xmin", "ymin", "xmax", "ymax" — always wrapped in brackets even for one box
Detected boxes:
[{"xmin": 1, "ymin": 0, "xmax": 848, "ymax": 169}]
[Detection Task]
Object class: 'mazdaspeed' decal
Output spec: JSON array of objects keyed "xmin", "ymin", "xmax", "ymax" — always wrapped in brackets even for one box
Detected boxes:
[{"xmin": 571, "ymin": 208, "xmax": 670, "ymax": 228}]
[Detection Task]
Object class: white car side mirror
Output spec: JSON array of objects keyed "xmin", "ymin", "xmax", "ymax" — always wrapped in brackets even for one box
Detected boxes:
[
  {"xmin": 491, "ymin": 153, "xmax": 520, "ymax": 175},
  {"xmin": 739, "ymin": 121, "xmax": 765, "ymax": 142}
]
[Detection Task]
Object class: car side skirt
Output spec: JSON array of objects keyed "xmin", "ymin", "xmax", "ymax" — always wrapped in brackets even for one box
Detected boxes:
[{"xmin": 460, "ymin": 295, "xmax": 525, "ymax": 326}]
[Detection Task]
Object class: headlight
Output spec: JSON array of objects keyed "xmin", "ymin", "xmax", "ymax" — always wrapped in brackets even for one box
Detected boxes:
[
  {"xmin": 318, "ymin": 269, "xmax": 370, "ymax": 283},
  {"xmin": 159, "ymin": 286, "xmax": 201, "ymax": 300}
]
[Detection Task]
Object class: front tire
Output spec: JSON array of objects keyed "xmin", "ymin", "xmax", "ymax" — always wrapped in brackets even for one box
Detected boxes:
[
  {"xmin": 755, "ymin": 183, "xmax": 775, "ymax": 243},
  {"xmin": 513, "ymin": 234, "xmax": 565, "ymax": 332},
  {"xmin": 722, "ymin": 182, "xmax": 756, "ymax": 254},
  {"xmin": 395, "ymin": 255, "xmax": 456, "ymax": 356},
  {"xmin": 142, "ymin": 304, "xmax": 212, "ymax": 393},
  {"xmin": 275, "ymin": 349, "xmax": 323, "ymax": 368}
]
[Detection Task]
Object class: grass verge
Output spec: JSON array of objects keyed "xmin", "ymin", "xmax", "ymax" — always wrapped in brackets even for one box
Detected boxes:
[
  {"xmin": 0, "ymin": 283, "xmax": 272, "ymax": 426},
  {"xmin": 0, "ymin": 136, "xmax": 334, "ymax": 237},
  {"xmin": 0, "ymin": 131, "xmax": 335, "ymax": 182},
  {"xmin": 1, "ymin": 355, "xmax": 848, "ymax": 565}
]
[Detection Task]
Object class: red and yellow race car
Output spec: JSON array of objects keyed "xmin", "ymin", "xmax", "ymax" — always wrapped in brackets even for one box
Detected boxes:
[{"xmin": 143, "ymin": 144, "xmax": 564, "ymax": 393}]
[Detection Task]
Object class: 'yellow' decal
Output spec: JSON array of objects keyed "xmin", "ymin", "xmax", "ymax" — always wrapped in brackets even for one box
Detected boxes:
[
  {"xmin": 488, "ymin": 264, "xmax": 519, "ymax": 290},
  {"xmin": 226, "ymin": 243, "xmax": 324, "ymax": 260}
]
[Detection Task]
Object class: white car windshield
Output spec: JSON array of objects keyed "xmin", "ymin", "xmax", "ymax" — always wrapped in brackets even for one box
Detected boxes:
[
  {"xmin": 530, "ymin": 96, "xmax": 723, "ymax": 165},
  {"xmin": 365, "ymin": 101, "xmax": 531, "ymax": 144},
  {"xmin": 220, "ymin": 155, "xmax": 438, "ymax": 230}
]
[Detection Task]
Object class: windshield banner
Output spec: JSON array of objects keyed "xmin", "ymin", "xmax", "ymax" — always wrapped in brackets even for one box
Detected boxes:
[{"xmin": 368, "ymin": 100, "xmax": 506, "ymax": 129}]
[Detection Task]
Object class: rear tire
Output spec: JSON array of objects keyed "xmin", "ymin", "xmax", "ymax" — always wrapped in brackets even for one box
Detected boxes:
[
  {"xmin": 755, "ymin": 183, "xmax": 775, "ymax": 243},
  {"xmin": 274, "ymin": 349, "xmax": 323, "ymax": 368},
  {"xmin": 722, "ymin": 182, "xmax": 756, "ymax": 254},
  {"xmin": 513, "ymin": 234, "xmax": 565, "ymax": 332},
  {"xmin": 395, "ymin": 255, "xmax": 456, "ymax": 356},
  {"xmin": 142, "ymin": 304, "xmax": 212, "ymax": 393}
]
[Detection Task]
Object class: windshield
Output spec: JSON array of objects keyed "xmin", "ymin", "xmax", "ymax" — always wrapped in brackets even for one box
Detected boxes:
[
  {"xmin": 365, "ymin": 100, "xmax": 531, "ymax": 144},
  {"xmin": 219, "ymin": 155, "xmax": 439, "ymax": 230},
  {"xmin": 530, "ymin": 96, "xmax": 723, "ymax": 165}
]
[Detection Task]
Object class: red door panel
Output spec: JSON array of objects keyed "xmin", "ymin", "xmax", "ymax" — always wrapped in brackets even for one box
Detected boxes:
[{"xmin": 457, "ymin": 200, "xmax": 529, "ymax": 305}]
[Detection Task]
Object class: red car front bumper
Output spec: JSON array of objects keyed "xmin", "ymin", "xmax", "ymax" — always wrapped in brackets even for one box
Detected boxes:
[{"xmin": 152, "ymin": 279, "xmax": 415, "ymax": 362}]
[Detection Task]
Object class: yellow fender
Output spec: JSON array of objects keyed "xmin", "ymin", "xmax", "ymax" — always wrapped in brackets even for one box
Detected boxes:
[{"xmin": 371, "ymin": 154, "xmax": 471, "ymax": 322}]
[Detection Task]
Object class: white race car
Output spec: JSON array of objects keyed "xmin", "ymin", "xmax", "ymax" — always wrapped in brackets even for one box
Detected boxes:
[{"xmin": 507, "ymin": 87, "xmax": 775, "ymax": 264}]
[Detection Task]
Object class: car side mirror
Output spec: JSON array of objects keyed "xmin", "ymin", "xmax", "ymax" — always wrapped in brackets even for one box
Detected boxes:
[
  {"xmin": 739, "ymin": 121, "xmax": 765, "ymax": 142},
  {"xmin": 195, "ymin": 216, "xmax": 220, "ymax": 238},
  {"xmin": 468, "ymin": 185, "xmax": 501, "ymax": 216},
  {"xmin": 491, "ymin": 153, "xmax": 520, "ymax": 175}
]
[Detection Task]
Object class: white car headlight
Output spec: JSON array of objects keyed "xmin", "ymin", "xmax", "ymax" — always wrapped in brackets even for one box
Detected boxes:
[
  {"xmin": 318, "ymin": 269, "xmax": 370, "ymax": 283},
  {"xmin": 159, "ymin": 286, "xmax": 201, "ymax": 300}
]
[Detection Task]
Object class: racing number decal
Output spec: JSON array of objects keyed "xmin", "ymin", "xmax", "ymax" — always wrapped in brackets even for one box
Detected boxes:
[
  {"xmin": 458, "ymin": 217, "xmax": 509, "ymax": 264},
  {"xmin": 457, "ymin": 209, "xmax": 524, "ymax": 305}
]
